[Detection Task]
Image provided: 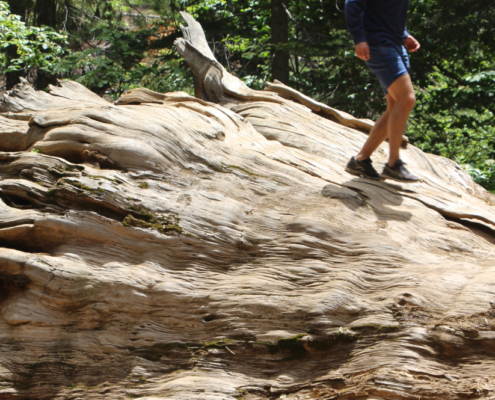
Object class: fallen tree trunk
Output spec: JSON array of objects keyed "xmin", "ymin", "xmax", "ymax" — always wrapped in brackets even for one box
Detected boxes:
[{"xmin": 0, "ymin": 12, "xmax": 495, "ymax": 400}]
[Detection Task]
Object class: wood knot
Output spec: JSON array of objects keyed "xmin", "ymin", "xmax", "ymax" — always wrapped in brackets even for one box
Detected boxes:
[
  {"xmin": 0, "ymin": 273, "xmax": 30, "ymax": 303},
  {"xmin": 11, "ymin": 274, "xmax": 30, "ymax": 289},
  {"xmin": 0, "ymin": 273, "xmax": 30, "ymax": 290}
]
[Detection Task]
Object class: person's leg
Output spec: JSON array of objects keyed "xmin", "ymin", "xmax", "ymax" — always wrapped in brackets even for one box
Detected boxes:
[
  {"xmin": 345, "ymin": 92, "xmax": 395, "ymax": 180},
  {"xmin": 346, "ymin": 45, "xmax": 416, "ymax": 181},
  {"xmin": 379, "ymin": 73, "xmax": 420, "ymax": 182},
  {"xmin": 356, "ymin": 94, "xmax": 395, "ymax": 161},
  {"xmin": 384, "ymin": 73, "xmax": 416, "ymax": 166}
]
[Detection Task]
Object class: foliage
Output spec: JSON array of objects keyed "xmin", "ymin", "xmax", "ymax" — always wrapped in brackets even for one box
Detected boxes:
[
  {"xmin": 53, "ymin": 24, "xmax": 193, "ymax": 97},
  {"xmin": 0, "ymin": 0, "xmax": 192, "ymax": 95},
  {"xmin": 184, "ymin": 0, "xmax": 271, "ymax": 89},
  {"xmin": 185, "ymin": 0, "xmax": 383, "ymax": 116},
  {"xmin": 406, "ymin": 0, "xmax": 495, "ymax": 191},
  {"xmin": 0, "ymin": 1, "xmax": 67, "ymax": 75}
]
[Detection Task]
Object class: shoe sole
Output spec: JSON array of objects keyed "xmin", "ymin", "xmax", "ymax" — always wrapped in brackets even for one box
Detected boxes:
[
  {"xmin": 380, "ymin": 173, "xmax": 420, "ymax": 183},
  {"xmin": 345, "ymin": 166, "xmax": 383, "ymax": 181}
]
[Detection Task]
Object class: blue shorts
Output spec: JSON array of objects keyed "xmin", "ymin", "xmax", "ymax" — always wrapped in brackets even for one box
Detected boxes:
[{"xmin": 365, "ymin": 44, "xmax": 410, "ymax": 95}]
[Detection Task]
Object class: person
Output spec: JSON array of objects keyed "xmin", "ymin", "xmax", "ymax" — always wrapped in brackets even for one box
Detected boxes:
[{"xmin": 344, "ymin": 0, "xmax": 420, "ymax": 182}]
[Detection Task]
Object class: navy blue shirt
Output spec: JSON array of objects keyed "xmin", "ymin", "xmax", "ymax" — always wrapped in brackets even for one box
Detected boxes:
[{"xmin": 345, "ymin": 0, "xmax": 410, "ymax": 47}]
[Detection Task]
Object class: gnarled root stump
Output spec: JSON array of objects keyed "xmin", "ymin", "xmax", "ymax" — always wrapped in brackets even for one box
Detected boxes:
[{"xmin": 0, "ymin": 13, "xmax": 495, "ymax": 400}]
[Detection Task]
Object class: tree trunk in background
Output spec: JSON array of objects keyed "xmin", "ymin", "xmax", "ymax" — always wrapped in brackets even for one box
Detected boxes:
[
  {"xmin": 34, "ymin": 0, "xmax": 57, "ymax": 27},
  {"xmin": 271, "ymin": 0, "xmax": 289, "ymax": 85}
]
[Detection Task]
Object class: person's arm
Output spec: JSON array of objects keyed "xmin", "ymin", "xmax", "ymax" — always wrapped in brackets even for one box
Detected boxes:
[
  {"xmin": 345, "ymin": 0, "xmax": 368, "ymax": 45},
  {"xmin": 345, "ymin": 0, "xmax": 369, "ymax": 60}
]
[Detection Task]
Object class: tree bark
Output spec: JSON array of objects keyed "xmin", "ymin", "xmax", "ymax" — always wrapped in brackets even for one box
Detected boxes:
[{"xmin": 271, "ymin": 0, "xmax": 289, "ymax": 85}]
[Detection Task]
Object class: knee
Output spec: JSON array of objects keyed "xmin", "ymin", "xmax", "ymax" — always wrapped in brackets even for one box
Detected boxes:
[{"xmin": 398, "ymin": 92, "xmax": 416, "ymax": 111}]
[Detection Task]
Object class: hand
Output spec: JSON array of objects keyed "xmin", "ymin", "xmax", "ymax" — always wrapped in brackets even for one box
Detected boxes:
[
  {"xmin": 355, "ymin": 42, "xmax": 370, "ymax": 61},
  {"xmin": 404, "ymin": 35, "xmax": 420, "ymax": 52}
]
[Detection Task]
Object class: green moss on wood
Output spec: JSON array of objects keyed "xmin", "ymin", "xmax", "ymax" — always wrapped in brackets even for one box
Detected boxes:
[
  {"xmin": 123, "ymin": 213, "xmax": 183, "ymax": 235},
  {"xmin": 88, "ymin": 175, "xmax": 123, "ymax": 184},
  {"xmin": 223, "ymin": 164, "xmax": 268, "ymax": 178},
  {"xmin": 57, "ymin": 178, "xmax": 96, "ymax": 193},
  {"xmin": 201, "ymin": 339, "xmax": 232, "ymax": 348},
  {"xmin": 267, "ymin": 334, "xmax": 307, "ymax": 359}
]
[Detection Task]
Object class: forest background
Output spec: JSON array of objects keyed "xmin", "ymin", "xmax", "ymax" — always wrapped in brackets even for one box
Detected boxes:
[{"xmin": 1, "ymin": 0, "xmax": 494, "ymax": 192}]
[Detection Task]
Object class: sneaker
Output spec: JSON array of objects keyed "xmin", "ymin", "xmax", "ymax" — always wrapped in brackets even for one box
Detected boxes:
[
  {"xmin": 381, "ymin": 159, "xmax": 420, "ymax": 182},
  {"xmin": 345, "ymin": 156, "xmax": 382, "ymax": 180}
]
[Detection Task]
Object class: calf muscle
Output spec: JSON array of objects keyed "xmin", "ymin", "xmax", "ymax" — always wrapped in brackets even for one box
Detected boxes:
[{"xmin": 387, "ymin": 74, "xmax": 415, "ymax": 165}]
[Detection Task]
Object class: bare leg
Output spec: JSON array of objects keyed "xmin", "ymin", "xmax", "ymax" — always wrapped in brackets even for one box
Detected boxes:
[
  {"xmin": 385, "ymin": 74, "xmax": 416, "ymax": 166},
  {"xmin": 356, "ymin": 95, "xmax": 395, "ymax": 161}
]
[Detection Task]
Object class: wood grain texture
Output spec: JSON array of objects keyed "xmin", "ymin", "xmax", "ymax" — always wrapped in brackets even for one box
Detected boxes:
[{"xmin": 0, "ymin": 13, "xmax": 495, "ymax": 400}]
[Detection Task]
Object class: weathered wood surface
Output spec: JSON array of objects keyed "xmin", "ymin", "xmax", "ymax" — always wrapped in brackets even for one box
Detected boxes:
[
  {"xmin": 263, "ymin": 80, "xmax": 409, "ymax": 147},
  {"xmin": 264, "ymin": 80, "xmax": 375, "ymax": 133},
  {"xmin": 1, "ymin": 12, "xmax": 495, "ymax": 400}
]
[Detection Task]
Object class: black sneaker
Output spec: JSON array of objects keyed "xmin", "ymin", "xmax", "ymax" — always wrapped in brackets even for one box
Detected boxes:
[
  {"xmin": 381, "ymin": 159, "xmax": 420, "ymax": 182},
  {"xmin": 345, "ymin": 156, "xmax": 382, "ymax": 180}
]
